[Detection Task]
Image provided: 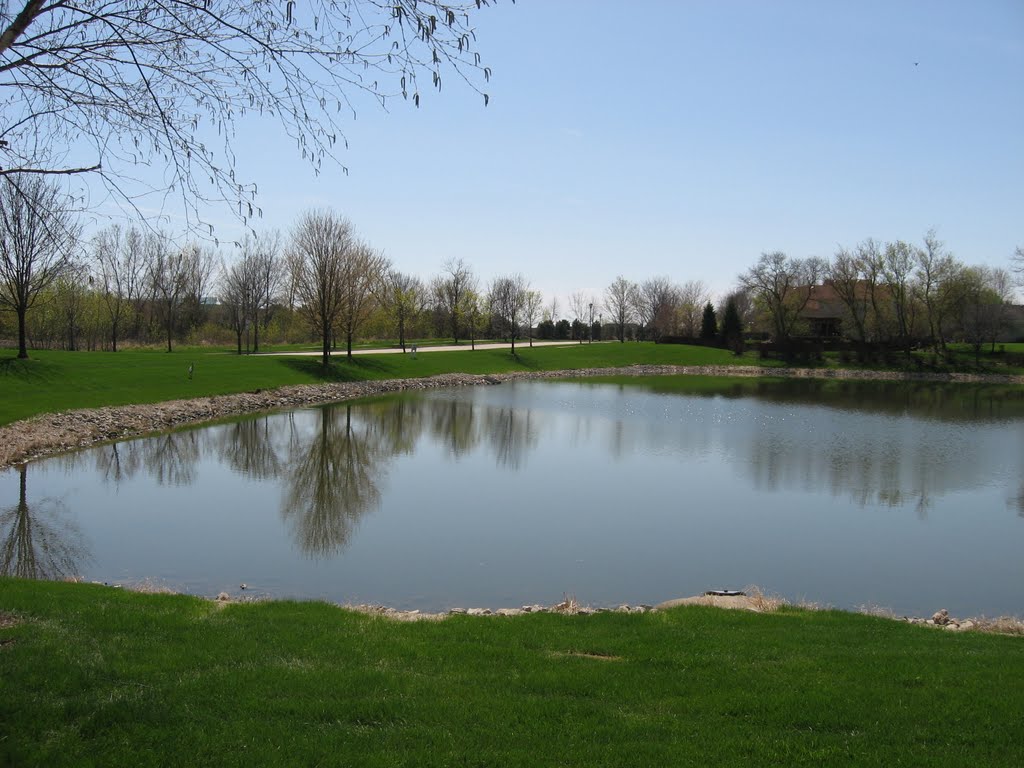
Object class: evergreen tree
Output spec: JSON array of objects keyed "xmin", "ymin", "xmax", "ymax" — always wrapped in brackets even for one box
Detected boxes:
[
  {"xmin": 700, "ymin": 302, "xmax": 718, "ymax": 340},
  {"xmin": 721, "ymin": 298, "xmax": 744, "ymax": 354}
]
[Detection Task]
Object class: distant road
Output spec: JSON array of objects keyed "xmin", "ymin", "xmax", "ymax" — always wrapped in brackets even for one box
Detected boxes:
[{"xmin": 260, "ymin": 340, "xmax": 589, "ymax": 356}]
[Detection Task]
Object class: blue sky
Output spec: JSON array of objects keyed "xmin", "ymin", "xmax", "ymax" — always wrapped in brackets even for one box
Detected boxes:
[{"xmin": 108, "ymin": 1, "xmax": 1024, "ymax": 308}]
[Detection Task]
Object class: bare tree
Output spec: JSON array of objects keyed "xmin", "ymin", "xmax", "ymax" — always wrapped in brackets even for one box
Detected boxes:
[
  {"xmin": 290, "ymin": 210, "xmax": 356, "ymax": 368},
  {"xmin": 676, "ymin": 279, "xmax": 710, "ymax": 338},
  {"xmin": 523, "ymin": 289, "xmax": 543, "ymax": 347},
  {"xmin": 568, "ymin": 291, "xmax": 597, "ymax": 343},
  {"xmin": 214, "ymin": 233, "xmax": 280, "ymax": 353},
  {"xmin": 52, "ymin": 259, "xmax": 89, "ymax": 351},
  {"xmin": 489, "ymin": 273, "xmax": 528, "ymax": 354},
  {"xmin": 604, "ymin": 276, "xmax": 637, "ymax": 342},
  {"xmin": 220, "ymin": 248, "xmax": 256, "ymax": 354},
  {"xmin": 0, "ymin": 1, "xmax": 507, "ymax": 229},
  {"xmin": 956, "ymin": 266, "xmax": 1014, "ymax": 361},
  {"xmin": 739, "ymin": 252, "xmax": 824, "ymax": 342},
  {"xmin": 245, "ymin": 232, "xmax": 283, "ymax": 353},
  {"xmin": 181, "ymin": 244, "xmax": 217, "ymax": 333},
  {"xmin": 0, "ymin": 174, "xmax": 79, "ymax": 358},
  {"xmin": 464, "ymin": 288, "xmax": 486, "ymax": 350},
  {"xmin": 961, "ymin": 266, "xmax": 1014, "ymax": 354},
  {"xmin": 92, "ymin": 224, "xmax": 146, "ymax": 352},
  {"xmin": 432, "ymin": 257, "xmax": 475, "ymax": 343},
  {"xmin": 913, "ymin": 230, "xmax": 960, "ymax": 353},
  {"xmin": 856, "ymin": 238, "xmax": 891, "ymax": 342},
  {"xmin": 337, "ymin": 241, "xmax": 387, "ymax": 359},
  {"xmin": 567, "ymin": 291, "xmax": 587, "ymax": 325},
  {"xmin": 145, "ymin": 235, "xmax": 195, "ymax": 353},
  {"xmin": 828, "ymin": 245, "xmax": 868, "ymax": 343},
  {"xmin": 882, "ymin": 240, "xmax": 918, "ymax": 353},
  {"xmin": 635, "ymin": 276, "xmax": 677, "ymax": 340},
  {"xmin": 547, "ymin": 295, "xmax": 559, "ymax": 324},
  {"xmin": 380, "ymin": 270, "xmax": 425, "ymax": 352}
]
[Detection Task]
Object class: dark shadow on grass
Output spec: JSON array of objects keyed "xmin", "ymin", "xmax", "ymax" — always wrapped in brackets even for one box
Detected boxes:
[
  {"xmin": 506, "ymin": 351, "xmax": 539, "ymax": 371},
  {"xmin": 0, "ymin": 356, "xmax": 56, "ymax": 382},
  {"xmin": 278, "ymin": 356, "xmax": 397, "ymax": 382}
]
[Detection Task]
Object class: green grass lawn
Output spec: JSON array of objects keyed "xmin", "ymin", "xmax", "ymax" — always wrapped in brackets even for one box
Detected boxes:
[
  {"xmin": 0, "ymin": 343, "xmax": 759, "ymax": 426},
  {"xmin": 1, "ymin": 580, "xmax": 1021, "ymax": 767}
]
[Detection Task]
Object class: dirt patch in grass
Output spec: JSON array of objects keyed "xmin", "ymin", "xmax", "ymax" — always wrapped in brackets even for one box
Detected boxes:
[
  {"xmin": 0, "ymin": 610, "xmax": 20, "ymax": 630},
  {"xmin": 550, "ymin": 650, "xmax": 623, "ymax": 662}
]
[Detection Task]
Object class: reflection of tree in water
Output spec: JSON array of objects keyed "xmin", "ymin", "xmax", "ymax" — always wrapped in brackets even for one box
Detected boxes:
[
  {"xmin": 1010, "ymin": 485, "xmax": 1024, "ymax": 518},
  {"xmin": 143, "ymin": 431, "xmax": 201, "ymax": 486},
  {"xmin": 94, "ymin": 441, "xmax": 144, "ymax": 485},
  {"xmin": 661, "ymin": 378, "xmax": 1024, "ymax": 423},
  {"xmin": 746, "ymin": 432, "xmax": 949, "ymax": 515},
  {"xmin": 281, "ymin": 405, "xmax": 387, "ymax": 557},
  {"xmin": 0, "ymin": 465, "xmax": 88, "ymax": 580},
  {"xmin": 427, "ymin": 398, "xmax": 480, "ymax": 458},
  {"xmin": 363, "ymin": 396, "xmax": 425, "ymax": 457},
  {"xmin": 484, "ymin": 407, "xmax": 538, "ymax": 469},
  {"xmin": 278, "ymin": 395, "xmax": 543, "ymax": 556},
  {"xmin": 214, "ymin": 416, "xmax": 285, "ymax": 480}
]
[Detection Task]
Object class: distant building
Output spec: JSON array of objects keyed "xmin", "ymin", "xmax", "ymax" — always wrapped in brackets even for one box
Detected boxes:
[{"xmin": 800, "ymin": 282, "xmax": 847, "ymax": 337}]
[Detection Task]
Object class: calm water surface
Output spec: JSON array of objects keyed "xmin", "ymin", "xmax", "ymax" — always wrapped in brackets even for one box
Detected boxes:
[{"xmin": 3, "ymin": 379, "xmax": 1022, "ymax": 617}]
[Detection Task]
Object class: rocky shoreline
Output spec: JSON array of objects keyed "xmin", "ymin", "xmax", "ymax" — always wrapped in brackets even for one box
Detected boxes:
[
  {"xmin": 342, "ymin": 598, "xmax": 1023, "ymax": 635},
  {"xmin": 3, "ymin": 363, "xmax": 1022, "ymax": 470},
  {"xmin": 206, "ymin": 588, "xmax": 1019, "ymax": 634}
]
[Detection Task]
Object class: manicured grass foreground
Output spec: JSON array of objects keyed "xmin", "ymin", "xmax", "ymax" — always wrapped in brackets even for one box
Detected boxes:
[
  {"xmin": 0, "ymin": 343, "xmax": 757, "ymax": 426},
  {"xmin": 1, "ymin": 581, "xmax": 1022, "ymax": 767}
]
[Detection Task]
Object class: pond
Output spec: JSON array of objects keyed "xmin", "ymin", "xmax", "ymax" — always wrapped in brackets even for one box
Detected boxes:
[{"xmin": 2, "ymin": 378, "xmax": 1022, "ymax": 618}]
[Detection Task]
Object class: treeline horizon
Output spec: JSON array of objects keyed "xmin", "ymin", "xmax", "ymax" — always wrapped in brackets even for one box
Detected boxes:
[{"xmin": 2, "ymin": 181, "xmax": 1022, "ymax": 361}]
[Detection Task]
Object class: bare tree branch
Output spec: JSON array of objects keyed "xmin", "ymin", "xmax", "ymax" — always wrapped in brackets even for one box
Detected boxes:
[{"xmin": 0, "ymin": 1, "xmax": 506, "ymax": 231}]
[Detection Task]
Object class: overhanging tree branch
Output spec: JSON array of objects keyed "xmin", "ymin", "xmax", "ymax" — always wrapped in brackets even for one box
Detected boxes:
[{"xmin": 0, "ymin": 0, "xmax": 506, "ymax": 232}]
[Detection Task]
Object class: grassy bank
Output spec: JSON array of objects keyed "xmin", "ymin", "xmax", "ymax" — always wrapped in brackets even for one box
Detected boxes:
[
  {"xmin": 3, "ymin": 341, "xmax": 1022, "ymax": 428},
  {"xmin": 0, "ymin": 343, "xmax": 757, "ymax": 426},
  {"xmin": 1, "ymin": 580, "xmax": 1021, "ymax": 767}
]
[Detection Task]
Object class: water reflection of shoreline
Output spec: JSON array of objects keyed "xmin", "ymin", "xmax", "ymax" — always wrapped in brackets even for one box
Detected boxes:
[{"xmin": 42, "ymin": 381, "xmax": 1024, "ymax": 560}]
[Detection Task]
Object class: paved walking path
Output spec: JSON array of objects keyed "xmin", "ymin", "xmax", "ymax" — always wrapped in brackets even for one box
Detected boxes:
[{"xmin": 260, "ymin": 340, "xmax": 588, "ymax": 356}]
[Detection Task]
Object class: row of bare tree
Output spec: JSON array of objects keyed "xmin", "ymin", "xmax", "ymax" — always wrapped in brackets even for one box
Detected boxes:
[
  {"xmin": 3, "ymin": 173, "xmax": 1023, "ymax": 360},
  {"xmin": 739, "ymin": 231, "xmax": 1021, "ymax": 354}
]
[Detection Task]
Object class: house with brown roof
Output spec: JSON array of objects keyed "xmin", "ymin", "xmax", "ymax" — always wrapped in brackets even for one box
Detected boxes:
[{"xmin": 800, "ymin": 282, "xmax": 848, "ymax": 337}]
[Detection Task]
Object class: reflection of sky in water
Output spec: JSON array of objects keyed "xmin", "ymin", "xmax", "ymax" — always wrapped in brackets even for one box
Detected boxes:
[{"xmin": 2, "ymin": 380, "xmax": 1022, "ymax": 619}]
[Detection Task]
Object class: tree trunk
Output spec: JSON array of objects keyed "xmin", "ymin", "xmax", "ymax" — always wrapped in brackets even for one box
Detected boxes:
[
  {"xmin": 346, "ymin": 331, "xmax": 353, "ymax": 361},
  {"xmin": 16, "ymin": 306, "xmax": 27, "ymax": 359},
  {"xmin": 321, "ymin": 334, "xmax": 330, "ymax": 369}
]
